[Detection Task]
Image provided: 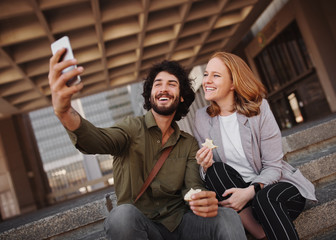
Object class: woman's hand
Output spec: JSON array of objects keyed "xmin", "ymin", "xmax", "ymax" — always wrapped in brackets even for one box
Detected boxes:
[
  {"xmin": 195, "ymin": 146, "xmax": 214, "ymax": 171},
  {"xmin": 219, "ymin": 186, "xmax": 255, "ymax": 212}
]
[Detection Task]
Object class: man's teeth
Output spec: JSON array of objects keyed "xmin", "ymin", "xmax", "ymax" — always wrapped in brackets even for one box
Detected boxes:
[{"xmin": 159, "ymin": 97, "xmax": 169, "ymax": 101}]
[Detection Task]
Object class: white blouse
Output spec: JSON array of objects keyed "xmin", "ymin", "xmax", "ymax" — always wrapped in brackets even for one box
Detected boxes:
[{"xmin": 219, "ymin": 112, "xmax": 257, "ymax": 182}]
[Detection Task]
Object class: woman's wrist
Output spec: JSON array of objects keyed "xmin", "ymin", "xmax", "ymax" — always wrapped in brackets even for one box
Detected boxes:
[
  {"xmin": 245, "ymin": 185, "xmax": 256, "ymax": 201},
  {"xmin": 251, "ymin": 183, "xmax": 261, "ymax": 193}
]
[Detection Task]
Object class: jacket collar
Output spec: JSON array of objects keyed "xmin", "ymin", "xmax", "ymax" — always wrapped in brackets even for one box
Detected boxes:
[{"xmin": 144, "ymin": 110, "xmax": 181, "ymax": 143}]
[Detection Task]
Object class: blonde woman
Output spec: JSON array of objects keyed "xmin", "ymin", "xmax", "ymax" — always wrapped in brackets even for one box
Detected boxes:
[{"xmin": 193, "ymin": 52, "xmax": 316, "ymax": 240}]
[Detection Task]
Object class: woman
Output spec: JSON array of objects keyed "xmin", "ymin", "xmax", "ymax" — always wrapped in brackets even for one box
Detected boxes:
[{"xmin": 193, "ymin": 52, "xmax": 316, "ymax": 240}]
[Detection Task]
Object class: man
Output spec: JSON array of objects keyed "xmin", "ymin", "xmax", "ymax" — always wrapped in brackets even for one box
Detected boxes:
[{"xmin": 48, "ymin": 48, "xmax": 246, "ymax": 240}]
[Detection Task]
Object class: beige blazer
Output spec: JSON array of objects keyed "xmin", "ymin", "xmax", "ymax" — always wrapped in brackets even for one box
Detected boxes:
[{"xmin": 193, "ymin": 99, "xmax": 317, "ymax": 201}]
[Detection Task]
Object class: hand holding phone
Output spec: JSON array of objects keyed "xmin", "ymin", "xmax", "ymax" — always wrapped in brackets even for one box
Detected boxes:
[{"xmin": 51, "ymin": 36, "xmax": 81, "ymax": 87}]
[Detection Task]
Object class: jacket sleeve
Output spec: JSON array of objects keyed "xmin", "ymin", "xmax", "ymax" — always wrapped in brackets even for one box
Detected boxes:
[
  {"xmin": 66, "ymin": 115, "xmax": 129, "ymax": 156},
  {"xmin": 192, "ymin": 108, "xmax": 208, "ymax": 181},
  {"xmin": 251, "ymin": 100, "xmax": 283, "ymax": 186}
]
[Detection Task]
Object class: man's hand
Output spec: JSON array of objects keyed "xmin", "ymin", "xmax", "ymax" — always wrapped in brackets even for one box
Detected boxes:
[
  {"xmin": 188, "ymin": 191, "xmax": 218, "ymax": 217},
  {"xmin": 49, "ymin": 48, "xmax": 84, "ymax": 130}
]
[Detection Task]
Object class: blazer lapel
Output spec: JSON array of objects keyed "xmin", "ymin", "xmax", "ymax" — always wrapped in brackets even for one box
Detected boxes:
[
  {"xmin": 209, "ymin": 116, "xmax": 226, "ymax": 163},
  {"xmin": 237, "ymin": 113, "xmax": 257, "ymax": 171}
]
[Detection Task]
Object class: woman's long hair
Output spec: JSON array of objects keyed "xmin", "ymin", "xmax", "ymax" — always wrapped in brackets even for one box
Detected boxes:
[{"xmin": 206, "ymin": 52, "xmax": 267, "ymax": 117}]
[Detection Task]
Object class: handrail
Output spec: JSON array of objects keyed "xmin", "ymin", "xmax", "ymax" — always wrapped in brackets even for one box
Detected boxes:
[{"xmin": 47, "ymin": 173, "xmax": 114, "ymax": 203}]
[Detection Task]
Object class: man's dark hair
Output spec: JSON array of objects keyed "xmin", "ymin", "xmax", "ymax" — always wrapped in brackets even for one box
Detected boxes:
[{"xmin": 142, "ymin": 60, "xmax": 195, "ymax": 121}]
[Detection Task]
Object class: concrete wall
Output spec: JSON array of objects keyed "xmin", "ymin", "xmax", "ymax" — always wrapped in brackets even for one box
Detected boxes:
[
  {"xmin": 295, "ymin": 0, "xmax": 336, "ymax": 111},
  {"xmin": 0, "ymin": 135, "xmax": 20, "ymax": 220},
  {"xmin": 0, "ymin": 117, "xmax": 36, "ymax": 217}
]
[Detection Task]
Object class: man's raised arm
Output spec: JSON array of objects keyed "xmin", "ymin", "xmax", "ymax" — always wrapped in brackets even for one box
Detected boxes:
[{"xmin": 48, "ymin": 48, "xmax": 84, "ymax": 131}]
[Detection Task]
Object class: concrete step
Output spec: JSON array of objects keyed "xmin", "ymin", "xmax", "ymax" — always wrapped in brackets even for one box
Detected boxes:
[
  {"xmin": 284, "ymin": 120, "xmax": 336, "ymax": 240},
  {"xmin": 1, "ymin": 116, "xmax": 335, "ymax": 240},
  {"xmin": 310, "ymin": 227, "xmax": 336, "ymax": 240},
  {"xmin": 294, "ymin": 179, "xmax": 336, "ymax": 230},
  {"xmin": 50, "ymin": 220, "xmax": 105, "ymax": 240},
  {"xmin": 49, "ymin": 193, "xmax": 117, "ymax": 240},
  {"xmin": 295, "ymin": 198, "xmax": 336, "ymax": 240},
  {"xmin": 1, "ymin": 180, "xmax": 335, "ymax": 240},
  {"xmin": 282, "ymin": 117, "xmax": 336, "ymax": 155},
  {"xmin": 0, "ymin": 199, "xmax": 107, "ymax": 240},
  {"xmin": 281, "ymin": 122, "xmax": 336, "ymax": 183},
  {"xmin": 284, "ymin": 134, "xmax": 336, "ymax": 166},
  {"xmin": 78, "ymin": 230, "xmax": 107, "ymax": 240},
  {"xmin": 0, "ymin": 188, "xmax": 114, "ymax": 240},
  {"xmin": 295, "ymin": 149, "xmax": 336, "ymax": 184}
]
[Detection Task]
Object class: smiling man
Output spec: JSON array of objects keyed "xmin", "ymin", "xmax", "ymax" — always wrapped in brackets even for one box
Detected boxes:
[
  {"xmin": 48, "ymin": 51, "xmax": 246, "ymax": 240},
  {"xmin": 150, "ymin": 72, "xmax": 181, "ymax": 116}
]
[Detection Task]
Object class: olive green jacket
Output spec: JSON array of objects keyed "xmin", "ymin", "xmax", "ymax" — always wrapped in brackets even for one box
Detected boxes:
[{"xmin": 67, "ymin": 111, "xmax": 204, "ymax": 231}]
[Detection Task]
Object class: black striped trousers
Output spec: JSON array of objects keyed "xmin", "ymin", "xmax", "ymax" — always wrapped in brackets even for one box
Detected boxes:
[{"xmin": 205, "ymin": 162, "xmax": 306, "ymax": 240}]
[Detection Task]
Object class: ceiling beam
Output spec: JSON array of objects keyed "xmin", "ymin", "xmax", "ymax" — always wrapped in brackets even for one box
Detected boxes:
[
  {"xmin": 91, "ymin": 0, "xmax": 110, "ymax": 87},
  {"xmin": 28, "ymin": 0, "xmax": 55, "ymax": 43},
  {"xmin": 186, "ymin": 0, "xmax": 230, "ymax": 68},
  {"xmin": 135, "ymin": 0, "xmax": 150, "ymax": 80},
  {"xmin": 0, "ymin": 47, "xmax": 50, "ymax": 110}
]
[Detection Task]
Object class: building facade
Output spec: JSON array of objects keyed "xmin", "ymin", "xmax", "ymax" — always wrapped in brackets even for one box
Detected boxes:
[
  {"xmin": 28, "ymin": 84, "xmax": 145, "ymax": 203},
  {"xmin": 245, "ymin": 0, "xmax": 336, "ymax": 130}
]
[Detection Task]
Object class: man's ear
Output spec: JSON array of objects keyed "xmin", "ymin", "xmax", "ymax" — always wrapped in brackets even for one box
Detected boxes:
[{"xmin": 180, "ymin": 96, "xmax": 184, "ymax": 102}]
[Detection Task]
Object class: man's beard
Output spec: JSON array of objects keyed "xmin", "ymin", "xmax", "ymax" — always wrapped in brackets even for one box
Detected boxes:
[{"xmin": 150, "ymin": 95, "xmax": 180, "ymax": 116}]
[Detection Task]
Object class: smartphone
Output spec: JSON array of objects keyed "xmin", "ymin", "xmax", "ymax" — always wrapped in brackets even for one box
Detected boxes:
[{"xmin": 51, "ymin": 36, "xmax": 81, "ymax": 86}]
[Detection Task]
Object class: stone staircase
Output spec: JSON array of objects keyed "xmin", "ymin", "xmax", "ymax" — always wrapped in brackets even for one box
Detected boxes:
[
  {"xmin": 283, "ymin": 116, "xmax": 336, "ymax": 240},
  {"xmin": 0, "ymin": 188, "xmax": 115, "ymax": 240},
  {"xmin": 0, "ymin": 115, "xmax": 335, "ymax": 240}
]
